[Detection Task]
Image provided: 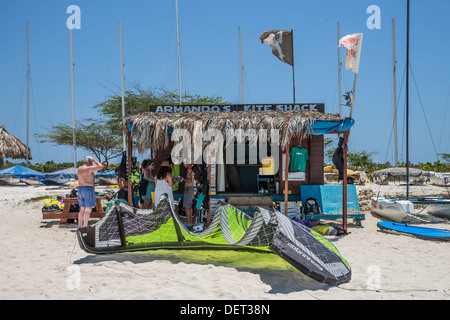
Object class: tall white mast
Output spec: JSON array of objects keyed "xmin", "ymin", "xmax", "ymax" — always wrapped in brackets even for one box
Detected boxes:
[
  {"xmin": 119, "ymin": 21, "xmax": 126, "ymax": 151},
  {"xmin": 392, "ymin": 18, "xmax": 398, "ymax": 165},
  {"xmin": 26, "ymin": 22, "xmax": 30, "ymax": 167},
  {"xmin": 406, "ymin": 0, "xmax": 410, "ymax": 198},
  {"xmin": 239, "ymin": 26, "xmax": 244, "ymax": 104},
  {"xmin": 69, "ymin": 28, "xmax": 77, "ymax": 168},
  {"xmin": 176, "ymin": 0, "xmax": 182, "ymax": 105}
]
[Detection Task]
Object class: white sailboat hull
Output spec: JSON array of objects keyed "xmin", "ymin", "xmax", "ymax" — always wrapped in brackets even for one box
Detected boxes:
[
  {"xmin": 0, "ymin": 175, "xmax": 22, "ymax": 185},
  {"xmin": 429, "ymin": 172, "xmax": 450, "ymax": 186},
  {"xmin": 371, "ymin": 197, "xmax": 413, "ymax": 222},
  {"xmin": 22, "ymin": 178, "xmax": 43, "ymax": 186},
  {"xmin": 424, "ymin": 200, "xmax": 450, "ymax": 219}
]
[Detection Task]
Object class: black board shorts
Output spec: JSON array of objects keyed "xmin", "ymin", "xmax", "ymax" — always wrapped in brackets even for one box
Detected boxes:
[{"xmin": 183, "ymin": 186, "xmax": 195, "ymax": 208}]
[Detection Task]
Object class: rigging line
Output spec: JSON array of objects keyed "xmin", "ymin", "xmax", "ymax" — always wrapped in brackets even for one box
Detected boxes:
[
  {"xmin": 104, "ymin": 26, "xmax": 119, "ymax": 98},
  {"xmin": 383, "ymin": 122, "xmax": 393, "ymax": 164},
  {"xmin": 281, "ymin": 259, "xmax": 321, "ymax": 300},
  {"xmin": 243, "ymin": 68, "xmax": 252, "ymax": 104},
  {"xmin": 388, "ymin": 26, "xmax": 394, "ymax": 122},
  {"xmin": 397, "ymin": 67, "xmax": 407, "ymax": 163},
  {"xmin": 14, "ymin": 33, "xmax": 28, "ymax": 134},
  {"xmin": 29, "ymin": 75, "xmax": 42, "ymax": 161},
  {"xmin": 12, "ymin": 29, "xmax": 28, "ymax": 134},
  {"xmin": 337, "ymin": 285, "xmax": 438, "ymax": 294},
  {"xmin": 384, "ymin": 66, "xmax": 407, "ymax": 164},
  {"xmin": 68, "ymin": 233, "xmax": 78, "ymax": 264},
  {"xmin": 235, "ymin": 33, "xmax": 242, "ymax": 104},
  {"xmin": 67, "ymin": 32, "xmax": 73, "ymax": 119},
  {"xmin": 234, "ymin": 70, "xmax": 241, "ymax": 104},
  {"xmin": 438, "ymin": 85, "xmax": 450, "ymax": 152},
  {"xmin": 122, "ymin": 52, "xmax": 129, "ymax": 94},
  {"xmin": 400, "ymin": 98, "xmax": 406, "ymax": 163},
  {"xmin": 399, "ymin": 66, "xmax": 409, "ymax": 163},
  {"xmin": 14, "ymin": 75, "xmax": 27, "ymax": 134},
  {"xmin": 409, "ymin": 63, "xmax": 439, "ymax": 160},
  {"xmin": 380, "ymin": 99, "xmax": 393, "ymax": 164},
  {"xmin": 331, "ymin": 79, "xmax": 338, "ymax": 114},
  {"xmin": 447, "ymin": 129, "xmax": 450, "ymax": 154},
  {"xmin": 165, "ymin": 0, "xmax": 175, "ymax": 89},
  {"xmin": 179, "ymin": 47, "xmax": 189, "ymax": 97},
  {"xmin": 388, "ymin": 29, "xmax": 396, "ymax": 162}
]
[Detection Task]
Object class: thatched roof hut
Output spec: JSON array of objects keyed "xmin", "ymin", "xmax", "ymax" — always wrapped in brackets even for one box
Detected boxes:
[
  {"xmin": 0, "ymin": 125, "xmax": 31, "ymax": 160},
  {"xmin": 123, "ymin": 110, "xmax": 350, "ymax": 154}
]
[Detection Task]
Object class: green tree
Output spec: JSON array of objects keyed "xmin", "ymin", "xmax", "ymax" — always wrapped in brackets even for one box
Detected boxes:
[
  {"xmin": 323, "ymin": 137, "xmax": 376, "ymax": 170},
  {"xmin": 324, "ymin": 137, "xmax": 336, "ymax": 164},
  {"xmin": 35, "ymin": 118, "xmax": 122, "ymax": 170},
  {"xmin": 347, "ymin": 150, "xmax": 375, "ymax": 169},
  {"xmin": 94, "ymin": 85, "xmax": 226, "ymax": 136},
  {"xmin": 439, "ymin": 153, "xmax": 450, "ymax": 163},
  {"xmin": 36, "ymin": 85, "xmax": 226, "ymax": 166}
]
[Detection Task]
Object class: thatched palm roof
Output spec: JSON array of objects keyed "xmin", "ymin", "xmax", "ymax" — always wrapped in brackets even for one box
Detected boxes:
[
  {"xmin": 0, "ymin": 126, "xmax": 31, "ymax": 159},
  {"xmin": 123, "ymin": 110, "xmax": 347, "ymax": 154}
]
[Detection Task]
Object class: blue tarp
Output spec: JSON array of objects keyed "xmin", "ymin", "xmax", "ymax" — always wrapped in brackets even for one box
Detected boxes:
[
  {"xmin": 166, "ymin": 118, "xmax": 355, "ymax": 136},
  {"xmin": 0, "ymin": 165, "xmax": 42, "ymax": 178},
  {"xmin": 96, "ymin": 170, "xmax": 116, "ymax": 178},
  {"xmin": 306, "ymin": 118, "xmax": 355, "ymax": 135},
  {"xmin": 34, "ymin": 167, "xmax": 78, "ymax": 180},
  {"xmin": 34, "ymin": 168, "xmax": 117, "ymax": 181}
]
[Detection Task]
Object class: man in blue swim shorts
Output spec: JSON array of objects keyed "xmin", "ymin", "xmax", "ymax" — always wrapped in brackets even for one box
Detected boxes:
[{"xmin": 77, "ymin": 156, "xmax": 103, "ymax": 228}]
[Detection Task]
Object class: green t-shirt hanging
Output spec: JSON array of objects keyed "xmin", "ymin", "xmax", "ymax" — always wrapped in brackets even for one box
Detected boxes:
[
  {"xmin": 172, "ymin": 164, "xmax": 180, "ymax": 191},
  {"xmin": 289, "ymin": 147, "xmax": 308, "ymax": 172}
]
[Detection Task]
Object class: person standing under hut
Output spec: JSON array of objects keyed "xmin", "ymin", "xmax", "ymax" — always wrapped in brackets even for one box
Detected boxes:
[
  {"xmin": 77, "ymin": 156, "xmax": 103, "ymax": 228},
  {"xmin": 138, "ymin": 159, "xmax": 149, "ymax": 208},
  {"xmin": 154, "ymin": 163, "xmax": 175, "ymax": 209},
  {"xmin": 183, "ymin": 163, "xmax": 196, "ymax": 227},
  {"xmin": 142, "ymin": 159, "xmax": 156, "ymax": 209}
]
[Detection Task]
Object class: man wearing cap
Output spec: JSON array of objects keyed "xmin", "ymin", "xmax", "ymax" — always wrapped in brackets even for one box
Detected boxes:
[{"xmin": 77, "ymin": 156, "xmax": 103, "ymax": 228}]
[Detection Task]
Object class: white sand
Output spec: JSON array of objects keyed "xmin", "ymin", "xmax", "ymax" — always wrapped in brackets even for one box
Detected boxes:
[{"xmin": 0, "ymin": 183, "xmax": 449, "ymax": 300}]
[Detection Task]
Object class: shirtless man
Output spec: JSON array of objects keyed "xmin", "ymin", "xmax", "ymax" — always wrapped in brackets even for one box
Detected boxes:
[
  {"xmin": 183, "ymin": 163, "xmax": 195, "ymax": 226},
  {"xmin": 77, "ymin": 156, "xmax": 103, "ymax": 228}
]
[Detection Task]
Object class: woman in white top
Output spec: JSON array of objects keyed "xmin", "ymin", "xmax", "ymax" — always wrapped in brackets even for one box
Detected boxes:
[{"xmin": 154, "ymin": 165, "xmax": 175, "ymax": 209}]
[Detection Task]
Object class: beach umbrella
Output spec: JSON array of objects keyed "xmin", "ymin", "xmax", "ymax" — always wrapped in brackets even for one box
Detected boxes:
[{"xmin": 0, "ymin": 125, "xmax": 32, "ymax": 169}]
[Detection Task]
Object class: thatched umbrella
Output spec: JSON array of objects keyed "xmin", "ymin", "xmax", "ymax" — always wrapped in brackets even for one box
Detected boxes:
[{"xmin": 0, "ymin": 126, "xmax": 32, "ymax": 169}]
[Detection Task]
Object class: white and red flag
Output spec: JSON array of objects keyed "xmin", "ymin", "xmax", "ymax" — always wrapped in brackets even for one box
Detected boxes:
[{"xmin": 339, "ymin": 33, "xmax": 363, "ymax": 73}]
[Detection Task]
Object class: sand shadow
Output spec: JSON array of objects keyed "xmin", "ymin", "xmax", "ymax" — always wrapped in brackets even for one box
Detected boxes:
[
  {"xmin": 39, "ymin": 219, "xmax": 99, "ymax": 230},
  {"xmin": 73, "ymin": 249, "xmax": 332, "ymax": 294}
]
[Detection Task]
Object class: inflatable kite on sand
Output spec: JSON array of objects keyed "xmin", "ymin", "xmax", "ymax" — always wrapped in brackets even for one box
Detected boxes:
[{"xmin": 77, "ymin": 195, "xmax": 351, "ymax": 285}]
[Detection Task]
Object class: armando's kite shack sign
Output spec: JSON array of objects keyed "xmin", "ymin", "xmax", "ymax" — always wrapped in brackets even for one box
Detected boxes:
[{"xmin": 149, "ymin": 103, "xmax": 325, "ymax": 113}]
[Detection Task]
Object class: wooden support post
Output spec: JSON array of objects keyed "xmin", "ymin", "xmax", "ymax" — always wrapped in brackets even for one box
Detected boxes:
[
  {"xmin": 127, "ymin": 129, "xmax": 133, "ymax": 206},
  {"xmin": 284, "ymin": 145, "xmax": 290, "ymax": 216},
  {"xmin": 207, "ymin": 163, "xmax": 211, "ymax": 226},
  {"xmin": 342, "ymin": 131, "xmax": 349, "ymax": 232}
]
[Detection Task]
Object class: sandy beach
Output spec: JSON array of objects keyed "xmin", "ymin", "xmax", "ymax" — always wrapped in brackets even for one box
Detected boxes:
[{"xmin": 0, "ymin": 183, "xmax": 449, "ymax": 300}]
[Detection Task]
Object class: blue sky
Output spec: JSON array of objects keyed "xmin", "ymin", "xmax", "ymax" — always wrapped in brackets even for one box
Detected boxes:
[{"xmin": 1, "ymin": 0, "xmax": 449, "ymax": 165}]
